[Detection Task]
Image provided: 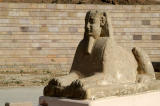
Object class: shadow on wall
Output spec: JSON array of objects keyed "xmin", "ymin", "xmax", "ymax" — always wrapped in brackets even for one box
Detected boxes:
[{"xmin": 152, "ymin": 62, "xmax": 160, "ymax": 72}]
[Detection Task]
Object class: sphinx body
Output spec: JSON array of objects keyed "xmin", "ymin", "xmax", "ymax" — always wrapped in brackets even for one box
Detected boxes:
[
  {"xmin": 71, "ymin": 37, "xmax": 138, "ymax": 84},
  {"xmin": 44, "ymin": 10, "xmax": 156, "ymax": 99}
]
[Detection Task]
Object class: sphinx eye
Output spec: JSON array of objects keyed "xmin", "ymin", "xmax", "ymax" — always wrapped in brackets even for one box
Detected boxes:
[{"xmin": 89, "ymin": 18, "xmax": 95, "ymax": 24}]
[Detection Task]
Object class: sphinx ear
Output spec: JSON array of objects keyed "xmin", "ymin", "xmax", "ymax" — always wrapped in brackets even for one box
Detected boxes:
[{"xmin": 100, "ymin": 12, "xmax": 106, "ymax": 27}]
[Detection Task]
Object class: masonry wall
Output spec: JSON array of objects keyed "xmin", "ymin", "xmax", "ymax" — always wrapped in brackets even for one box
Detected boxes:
[{"xmin": 0, "ymin": 3, "xmax": 160, "ymax": 74}]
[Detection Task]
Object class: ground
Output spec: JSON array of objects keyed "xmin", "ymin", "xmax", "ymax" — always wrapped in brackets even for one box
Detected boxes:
[
  {"xmin": 0, "ymin": 87, "xmax": 43, "ymax": 106},
  {"xmin": 0, "ymin": 70, "xmax": 65, "ymax": 87}
]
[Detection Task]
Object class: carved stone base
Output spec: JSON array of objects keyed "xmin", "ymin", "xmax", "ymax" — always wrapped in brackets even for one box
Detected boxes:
[{"xmin": 39, "ymin": 90, "xmax": 160, "ymax": 106}]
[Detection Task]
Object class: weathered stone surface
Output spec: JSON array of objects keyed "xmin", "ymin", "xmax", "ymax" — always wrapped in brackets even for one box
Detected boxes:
[
  {"xmin": 133, "ymin": 35, "xmax": 142, "ymax": 40},
  {"xmin": 1, "ymin": 3, "xmax": 160, "ymax": 73},
  {"xmin": 44, "ymin": 10, "xmax": 157, "ymax": 100},
  {"xmin": 40, "ymin": 90, "xmax": 160, "ymax": 106},
  {"xmin": 152, "ymin": 35, "xmax": 160, "ymax": 40},
  {"xmin": 142, "ymin": 20, "xmax": 150, "ymax": 25},
  {"xmin": 5, "ymin": 102, "xmax": 32, "ymax": 106},
  {"xmin": 132, "ymin": 47, "xmax": 156, "ymax": 82}
]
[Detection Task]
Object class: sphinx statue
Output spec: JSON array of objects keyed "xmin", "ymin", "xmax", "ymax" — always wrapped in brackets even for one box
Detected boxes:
[{"xmin": 44, "ymin": 10, "xmax": 157, "ymax": 99}]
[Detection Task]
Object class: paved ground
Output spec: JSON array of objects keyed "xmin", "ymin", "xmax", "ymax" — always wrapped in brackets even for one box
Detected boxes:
[{"xmin": 0, "ymin": 86, "xmax": 44, "ymax": 106}]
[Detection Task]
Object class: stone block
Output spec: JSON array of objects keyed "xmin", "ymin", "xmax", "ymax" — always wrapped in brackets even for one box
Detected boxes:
[
  {"xmin": 40, "ymin": 26, "xmax": 48, "ymax": 32},
  {"xmin": 48, "ymin": 27, "xmax": 59, "ymax": 32},
  {"xmin": 78, "ymin": 28, "xmax": 84, "ymax": 33},
  {"xmin": 5, "ymin": 102, "xmax": 32, "ymax": 106},
  {"xmin": 75, "ymin": 4, "xmax": 96, "ymax": 10},
  {"xmin": 0, "ymin": 3, "xmax": 9, "ymax": 8},
  {"xmin": 133, "ymin": 35, "xmax": 142, "ymax": 40},
  {"xmin": 39, "ymin": 91, "xmax": 160, "ymax": 106},
  {"xmin": 20, "ymin": 26, "xmax": 39, "ymax": 32},
  {"xmin": 56, "ymin": 4, "xmax": 67, "ymax": 9},
  {"xmin": 55, "ymin": 12, "xmax": 68, "ymax": 17},
  {"xmin": 9, "ymin": 3, "xmax": 31, "ymax": 8},
  {"xmin": 142, "ymin": 35, "xmax": 151, "ymax": 40},
  {"xmin": 0, "ymin": 19, "xmax": 9, "ymax": 23},
  {"xmin": 0, "ymin": 27, "xmax": 20, "ymax": 31},
  {"xmin": 20, "ymin": 27, "xmax": 29, "ymax": 32},
  {"xmin": 19, "ymin": 12, "xmax": 29, "ymax": 16},
  {"xmin": 46, "ymin": 4, "xmax": 56, "ymax": 9},
  {"xmin": 115, "ymin": 28, "xmax": 160, "ymax": 33},
  {"xmin": 151, "ymin": 35, "xmax": 160, "ymax": 40},
  {"xmin": 31, "ymin": 4, "xmax": 46, "ymax": 8},
  {"xmin": 69, "ymin": 27, "xmax": 78, "ymax": 33},
  {"xmin": 112, "ymin": 13, "xmax": 159, "ymax": 18},
  {"xmin": 8, "ymin": 11, "xmax": 19, "ymax": 16},
  {"xmin": 66, "ymin": 4, "xmax": 76, "ymax": 9},
  {"xmin": 115, "ymin": 35, "xmax": 133, "ymax": 40},
  {"xmin": 19, "ymin": 19, "xmax": 30, "ymax": 24},
  {"xmin": 96, "ymin": 5, "xmax": 113, "ymax": 10},
  {"xmin": 142, "ymin": 20, "xmax": 150, "ymax": 25},
  {"xmin": 76, "ymin": 13, "xmax": 86, "ymax": 17},
  {"xmin": 0, "ymin": 11, "xmax": 8, "ymax": 16},
  {"xmin": 151, "ymin": 5, "xmax": 160, "ymax": 11},
  {"xmin": 30, "ymin": 11, "xmax": 49, "ymax": 17},
  {"xmin": 150, "ymin": 20, "xmax": 160, "ymax": 25}
]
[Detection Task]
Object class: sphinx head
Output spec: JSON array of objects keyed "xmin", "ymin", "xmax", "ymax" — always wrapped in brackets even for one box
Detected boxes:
[{"xmin": 84, "ymin": 10, "xmax": 112, "ymax": 54}]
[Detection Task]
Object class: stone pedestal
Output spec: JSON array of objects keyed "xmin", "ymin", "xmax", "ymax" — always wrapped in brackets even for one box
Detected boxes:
[
  {"xmin": 5, "ymin": 102, "xmax": 32, "ymax": 106},
  {"xmin": 39, "ymin": 91, "xmax": 160, "ymax": 106}
]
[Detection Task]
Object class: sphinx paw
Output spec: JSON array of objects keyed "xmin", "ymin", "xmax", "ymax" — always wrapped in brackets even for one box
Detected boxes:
[
  {"xmin": 63, "ymin": 79, "xmax": 86, "ymax": 99},
  {"xmin": 43, "ymin": 78, "xmax": 64, "ymax": 97},
  {"xmin": 70, "ymin": 79, "xmax": 84, "ymax": 88},
  {"xmin": 136, "ymin": 74, "xmax": 153, "ymax": 83},
  {"xmin": 48, "ymin": 78, "xmax": 61, "ymax": 86}
]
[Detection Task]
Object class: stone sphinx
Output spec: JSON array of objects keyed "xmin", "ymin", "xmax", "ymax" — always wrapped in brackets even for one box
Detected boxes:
[{"xmin": 44, "ymin": 10, "xmax": 158, "ymax": 99}]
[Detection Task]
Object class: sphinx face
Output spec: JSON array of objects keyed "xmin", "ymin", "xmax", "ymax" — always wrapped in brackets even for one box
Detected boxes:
[
  {"xmin": 86, "ymin": 15, "xmax": 102, "ymax": 39},
  {"xmin": 86, "ymin": 13, "xmax": 102, "ymax": 54}
]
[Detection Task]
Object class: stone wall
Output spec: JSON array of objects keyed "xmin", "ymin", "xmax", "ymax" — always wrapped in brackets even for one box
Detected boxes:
[{"xmin": 0, "ymin": 3, "xmax": 160, "ymax": 74}]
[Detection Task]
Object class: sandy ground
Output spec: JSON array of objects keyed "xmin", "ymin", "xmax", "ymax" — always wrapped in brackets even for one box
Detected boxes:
[
  {"xmin": 0, "ymin": 86, "xmax": 43, "ymax": 106},
  {"xmin": 0, "ymin": 73, "xmax": 50, "ymax": 87},
  {"xmin": 0, "ymin": 71, "xmax": 51, "ymax": 106},
  {"xmin": 0, "ymin": 70, "xmax": 65, "ymax": 87},
  {"xmin": 0, "ymin": 71, "xmax": 63, "ymax": 106}
]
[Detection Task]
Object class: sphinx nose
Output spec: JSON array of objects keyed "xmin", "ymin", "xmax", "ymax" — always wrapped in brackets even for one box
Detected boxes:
[{"xmin": 87, "ymin": 23, "xmax": 90, "ymax": 30}]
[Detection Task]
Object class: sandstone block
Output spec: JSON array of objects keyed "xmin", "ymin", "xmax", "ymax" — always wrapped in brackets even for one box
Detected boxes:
[
  {"xmin": 56, "ymin": 4, "xmax": 67, "ymax": 9},
  {"xmin": 48, "ymin": 27, "xmax": 59, "ymax": 32},
  {"xmin": 0, "ymin": 3, "xmax": 9, "ymax": 8},
  {"xmin": 9, "ymin": 3, "xmax": 31, "ymax": 8},
  {"xmin": 39, "ymin": 91, "xmax": 160, "ymax": 106},
  {"xmin": 5, "ymin": 102, "xmax": 32, "ymax": 106},
  {"xmin": 0, "ymin": 19, "xmax": 9, "ymax": 23},
  {"xmin": 142, "ymin": 35, "xmax": 151, "ymax": 40},
  {"xmin": 151, "ymin": 35, "xmax": 160, "ymax": 40},
  {"xmin": 46, "ymin": 4, "xmax": 56, "ymax": 9},
  {"xmin": 142, "ymin": 20, "xmax": 150, "ymax": 25},
  {"xmin": 19, "ymin": 19, "xmax": 30, "ymax": 24},
  {"xmin": 133, "ymin": 35, "xmax": 142, "ymax": 40},
  {"xmin": 8, "ymin": 11, "xmax": 19, "ymax": 16},
  {"xmin": 31, "ymin": 3, "xmax": 46, "ymax": 8},
  {"xmin": 66, "ymin": 4, "xmax": 76, "ymax": 9},
  {"xmin": 75, "ymin": 4, "xmax": 96, "ymax": 9},
  {"xmin": 69, "ymin": 27, "xmax": 78, "ymax": 33}
]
